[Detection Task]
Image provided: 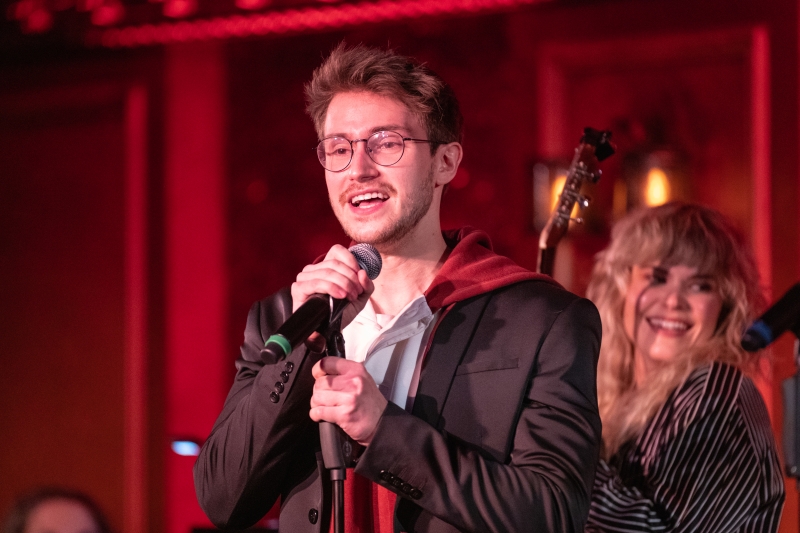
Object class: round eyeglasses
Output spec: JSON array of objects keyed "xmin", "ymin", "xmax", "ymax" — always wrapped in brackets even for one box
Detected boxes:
[{"xmin": 315, "ymin": 130, "xmax": 434, "ymax": 172}]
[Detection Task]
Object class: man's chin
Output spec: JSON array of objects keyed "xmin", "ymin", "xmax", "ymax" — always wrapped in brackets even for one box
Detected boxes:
[{"xmin": 342, "ymin": 223, "xmax": 405, "ymax": 248}]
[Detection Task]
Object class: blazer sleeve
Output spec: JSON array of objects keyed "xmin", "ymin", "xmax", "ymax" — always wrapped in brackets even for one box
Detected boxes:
[
  {"xmin": 193, "ymin": 289, "xmax": 324, "ymax": 530},
  {"xmin": 586, "ymin": 365, "xmax": 785, "ymax": 533},
  {"xmin": 355, "ymin": 296, "xmax": 603, "ymax": 532}
]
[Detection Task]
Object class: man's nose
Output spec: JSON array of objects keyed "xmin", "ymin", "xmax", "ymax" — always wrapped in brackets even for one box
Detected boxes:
[{"xmin": 346, "ymin": 140, "xmax": 378, "ymax": 180}]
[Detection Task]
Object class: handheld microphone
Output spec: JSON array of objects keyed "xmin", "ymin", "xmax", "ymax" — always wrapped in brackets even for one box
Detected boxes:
[
  {"xmin": 260, "ymin": 243, "xmax": 381, "ymax": 364},
  {"xmin": 741, "ymin": 282, "xmax": 800, "ymax": 352}
]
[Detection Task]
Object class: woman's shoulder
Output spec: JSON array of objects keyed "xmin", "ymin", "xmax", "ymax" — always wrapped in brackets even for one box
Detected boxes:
[
  {"xmin": 677, "ymin": 361, "xmax": 765, "ymax": 403},
  {"xmin": 663, "ymin": 361, "xmax": 773, "ymax": 446}
]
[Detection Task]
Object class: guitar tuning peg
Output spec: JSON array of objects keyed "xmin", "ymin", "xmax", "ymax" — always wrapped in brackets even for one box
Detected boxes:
[
  {"xmin": 569, "ymin": 217, "xmax": 585, "ymax": 224},
  {"xmin": 577, "ymin": 194, "xmax": 591, "ymax": 208}
]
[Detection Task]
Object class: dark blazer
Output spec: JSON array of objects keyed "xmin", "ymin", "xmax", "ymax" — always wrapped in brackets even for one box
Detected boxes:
[{"xmin": 194, "ymin": 280, "xmax": 602, "ymax": 532}]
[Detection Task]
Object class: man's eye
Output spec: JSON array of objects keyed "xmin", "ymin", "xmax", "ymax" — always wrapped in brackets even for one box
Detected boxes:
[{"xmin": 326, "ymin": 147, "xmax": 349, "ymax": 157}]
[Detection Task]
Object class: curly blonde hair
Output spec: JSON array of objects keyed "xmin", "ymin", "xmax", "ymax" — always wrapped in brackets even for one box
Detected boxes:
[{"xmin": 586, "ymin": 202, "xmax": 765, "ymax": 457}]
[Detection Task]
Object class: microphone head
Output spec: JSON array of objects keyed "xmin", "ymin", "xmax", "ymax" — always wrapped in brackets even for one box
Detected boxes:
[
  {"xmin": 741, "ymin": 320, "xmax": 771, "ymax": 352},
  {"xmin": 349, "ymin": 243, "xmax": 382, "ymax": 280}
]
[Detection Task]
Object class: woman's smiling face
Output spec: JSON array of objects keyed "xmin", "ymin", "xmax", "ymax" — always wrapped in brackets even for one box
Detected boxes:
[{"xmin": 623, "ymin": 263, "xmax": 724, "ymax": 384}]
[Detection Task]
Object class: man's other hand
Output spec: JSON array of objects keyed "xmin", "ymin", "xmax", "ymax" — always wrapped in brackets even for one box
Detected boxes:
[{"xmin": 310, "ymin": 356, "xmax": 388, "ymax": 445}]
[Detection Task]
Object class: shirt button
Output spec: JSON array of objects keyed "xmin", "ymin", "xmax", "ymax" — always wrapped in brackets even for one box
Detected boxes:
[{"xmin": 308, "ymin": 508, "xmax": 318, "ymax": 524}]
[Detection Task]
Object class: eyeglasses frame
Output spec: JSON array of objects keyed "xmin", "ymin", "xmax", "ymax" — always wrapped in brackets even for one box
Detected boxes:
[{"xmin": 314, "ymin": 130, "xmax": 436, "ymax": 172}]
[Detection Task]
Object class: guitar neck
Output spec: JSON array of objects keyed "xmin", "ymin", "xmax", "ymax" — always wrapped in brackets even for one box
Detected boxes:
[{"xmin": 536, "ymin": 246, "xmax": 556, "ymax": 276}]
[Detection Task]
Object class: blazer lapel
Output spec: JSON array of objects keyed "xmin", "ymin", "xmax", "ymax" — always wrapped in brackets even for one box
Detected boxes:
[{"xmin": 411, "ymin": 293, "xmax": 492, "ymax": 430}]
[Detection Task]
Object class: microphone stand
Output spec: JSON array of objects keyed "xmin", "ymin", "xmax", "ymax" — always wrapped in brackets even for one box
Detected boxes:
[
  {"xmin": 780, "ymin": 318, "xmax": 800, "ymax": 513},
  {"xmin": 318, "ymin": 310, "xmax": 353, "ymax": 533}
]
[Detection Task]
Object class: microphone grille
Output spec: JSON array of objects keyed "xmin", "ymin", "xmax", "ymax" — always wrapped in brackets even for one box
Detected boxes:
[{"xmin": 349, "ymin": 243, "xmax": 382, "ymax": 280}]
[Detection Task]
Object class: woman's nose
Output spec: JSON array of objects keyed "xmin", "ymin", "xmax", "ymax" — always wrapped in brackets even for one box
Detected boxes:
[{"xmin": 663, "ymin": 284, "xmax": 689, "ymax": 309}]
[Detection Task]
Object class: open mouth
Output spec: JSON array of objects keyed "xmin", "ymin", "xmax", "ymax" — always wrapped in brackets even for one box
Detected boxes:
[
  {"xmin": 646, "ymin": 317, "xmax": 691, "ymax": 332},
  {"xmin": 350, "ymin": 192, "xmax": 389, "ymax": 208}
]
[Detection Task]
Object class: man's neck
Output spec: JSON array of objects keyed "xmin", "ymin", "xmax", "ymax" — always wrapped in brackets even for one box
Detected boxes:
[{"xmin": 369, "ymin": 226, "xmax": 449, "ymax": 316}]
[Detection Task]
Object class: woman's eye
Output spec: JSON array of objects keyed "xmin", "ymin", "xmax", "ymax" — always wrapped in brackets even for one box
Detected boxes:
[
  {"xmin": 650, "ymin": 269, "xmax": 668, "ymax": 284},
  {"xmin": 690, "ymin": 281, "xmax": 715, "ymax": 292}
]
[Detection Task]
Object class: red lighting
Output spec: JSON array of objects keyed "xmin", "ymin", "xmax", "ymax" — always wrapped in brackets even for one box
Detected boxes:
[
  {"xmin": 91, "ymin": 0, "xmax": 125, "ymax": 26},
  {"xmin": 88, "ymin": 0, "xmax": 550, "ymax": 47},
  {"xmin": 236, "ymin": 0, "xmax": 270, "ymax": 10},
  {"xmin": 163, "ymin": 0, "xmax": 197, "ymax": 18}
]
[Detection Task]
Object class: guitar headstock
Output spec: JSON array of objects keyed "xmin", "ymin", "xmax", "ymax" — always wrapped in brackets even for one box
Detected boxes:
[{"xmin": 537, "ymin": 127, "xmax": 615, "ymax": 275}]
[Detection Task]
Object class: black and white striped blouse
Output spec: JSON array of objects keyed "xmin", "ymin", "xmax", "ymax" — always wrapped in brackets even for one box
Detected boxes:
[{"xmin": 586, "ymin": 362, "xmax": 785, "ymax": 532}]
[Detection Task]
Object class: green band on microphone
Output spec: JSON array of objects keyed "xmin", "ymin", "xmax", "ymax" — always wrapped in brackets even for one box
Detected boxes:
[{"xmin": 265, "ymin": 334, "xmax": 292, "ymax": 356}]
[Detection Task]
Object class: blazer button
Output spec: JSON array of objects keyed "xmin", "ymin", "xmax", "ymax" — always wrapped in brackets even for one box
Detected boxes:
[
  {"xmin": 410, "ymin": 489, "xmax": 423, "ymax": 500},
  {"xmin": 284, "ymin": 361, "xmax": 294, "ymax": 373},
  {"xmin": 280, "ymin": 371, "xmax": 290, "ymax": 383},
  {"xmin": 274, "ymin": 382, "xmax": 284, "ymax": 393},
  {"xmin": 269, "ymin": 392, "xmax": 279, "ymax": 403},
  {"xmin": 379, "ymin": 470, "xmax": 393, "ymax": 482},
  {"xmin": 308, "ymin": 508, "xmax": 319, "ymax": 524}
]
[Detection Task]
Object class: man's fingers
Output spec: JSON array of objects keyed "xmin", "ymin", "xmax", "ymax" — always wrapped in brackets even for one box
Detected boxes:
[
  {"xmin": 317, "ymin": 356, "xmax": 360, "ymax": 377},
  {"xmin": 310, "ymin": 388, "xmax": 351, "ymax": 410},
  {"xmin": 290, "ymin": 244, "xmax": 370, "ymax": 313},
  {"xmin": 323, "ymin": 244, "xmax": 362, "ymax": 270},
  {"xmin": 311, "ymin": 356, "xmax": 352, "ymax": 380}
]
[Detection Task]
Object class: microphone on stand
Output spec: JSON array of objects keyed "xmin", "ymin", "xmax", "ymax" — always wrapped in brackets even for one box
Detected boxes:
[
  {"xmin": 741, "ymin": 282, "xmax": 800, "ymax": 352},
  {"xmin": 260, "ymin": 243, "xmax": 382, "ymax": 364}
]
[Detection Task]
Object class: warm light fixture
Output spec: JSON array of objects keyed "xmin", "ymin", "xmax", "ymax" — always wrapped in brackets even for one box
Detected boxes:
[{"xmin": 644, "ymin": 166, "xmax": 670, "ymax": 206}]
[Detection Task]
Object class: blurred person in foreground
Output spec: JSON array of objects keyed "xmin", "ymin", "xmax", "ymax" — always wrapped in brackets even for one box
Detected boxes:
[
  {"xmin": 584, "ymin": 202, "xmax": 785, "ymax": 532},
  {"xmin": 2, "ymin": 487, "xmax": 112, "ymax": 533},
  {"xmin": 194, "ymin": 43, "xmax": 603, "ymax": 532}
]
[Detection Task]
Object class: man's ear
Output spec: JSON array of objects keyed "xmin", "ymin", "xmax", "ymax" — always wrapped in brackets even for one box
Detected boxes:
[{"xmin": 433, "ymin": 142, "xmax": 463, "ymax": 186}]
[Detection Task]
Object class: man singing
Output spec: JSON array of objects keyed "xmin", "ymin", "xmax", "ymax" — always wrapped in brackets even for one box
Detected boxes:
[{"xmin": 194, "ymin": 44, "xmax": 602, "ymax": 533}]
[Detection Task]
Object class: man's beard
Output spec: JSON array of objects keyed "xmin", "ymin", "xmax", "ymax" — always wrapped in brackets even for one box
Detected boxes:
[{"xmin": 334, "ymin": 167, "xmax": 436, "ymax": 247}]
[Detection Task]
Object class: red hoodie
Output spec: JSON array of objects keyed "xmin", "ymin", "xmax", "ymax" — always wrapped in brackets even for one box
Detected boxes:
[{"xmin": 335, "ymin": 227, "xmax": 556, "ymax": 533}]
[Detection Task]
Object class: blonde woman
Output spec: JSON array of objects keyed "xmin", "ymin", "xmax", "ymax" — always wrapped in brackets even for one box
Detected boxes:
[{"xmin": 585, "ymin": 202, "xmax": 784, "ymax": 532}]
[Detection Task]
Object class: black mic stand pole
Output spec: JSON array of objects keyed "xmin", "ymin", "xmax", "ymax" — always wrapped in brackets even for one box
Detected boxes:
[
  {"xmin": 780, "ymin": 319, "xmax": 800, "ymax": 511},
  {"xmin": 318, "ymin": 311, "xmax": 353, "ymax": 533}
]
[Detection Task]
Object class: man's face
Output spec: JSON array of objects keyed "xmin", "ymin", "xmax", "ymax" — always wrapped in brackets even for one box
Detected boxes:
[{"xmin": 322, "ymin": 91, "xmax": 439, "ymax": 247}]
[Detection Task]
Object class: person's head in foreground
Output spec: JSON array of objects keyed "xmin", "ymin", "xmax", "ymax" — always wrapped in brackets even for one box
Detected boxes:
[{"xmin": 2, "ymin": 487, "xmax": 112, "ymax": 533}]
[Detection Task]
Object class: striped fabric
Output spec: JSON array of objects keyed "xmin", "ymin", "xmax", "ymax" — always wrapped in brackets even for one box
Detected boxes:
[{"xmin": 586, "ymin": 362, "xmax": 785, "ymax": 532}]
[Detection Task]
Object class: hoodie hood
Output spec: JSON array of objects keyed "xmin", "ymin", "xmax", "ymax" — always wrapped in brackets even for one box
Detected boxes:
[{"xmin": 424, "ymin": 227, "xmax": 558, "ymax": 311}]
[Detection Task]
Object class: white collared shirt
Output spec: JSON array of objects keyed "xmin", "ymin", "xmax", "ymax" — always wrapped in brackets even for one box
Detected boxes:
[{"xmin": 342, "ymin": 295, "xmax": 438, "ymax": 410}]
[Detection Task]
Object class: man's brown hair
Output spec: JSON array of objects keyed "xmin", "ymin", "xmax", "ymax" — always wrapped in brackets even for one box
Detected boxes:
[{"xmin": 305, "ymin": 43, "xmax": 463, "ymax": 152}]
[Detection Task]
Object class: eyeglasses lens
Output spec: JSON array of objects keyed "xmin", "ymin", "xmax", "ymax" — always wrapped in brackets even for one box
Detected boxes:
[
  {"xmin": 367, "ymin": 131, "xmax": 404, "ymax": 166},
  {"xmin": 316, "ymin": 131, "xmax": 406, "ymax": 171},
  {"xmin": 317, "ymin": 137, "xmax": 352, "ymax": 172}
]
